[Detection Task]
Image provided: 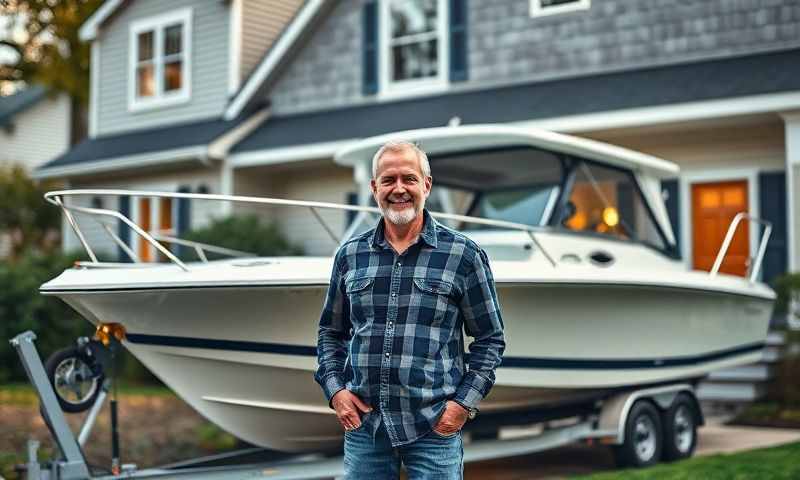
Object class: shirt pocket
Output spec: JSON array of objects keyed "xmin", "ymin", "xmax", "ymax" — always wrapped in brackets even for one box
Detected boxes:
[
  {"xmin": 412, "ymin": 278, "xmax": 456, "ymax": 326},
  {"xmin": 345, "ymin": 276, "xmax": 375, "ymax": 327}
]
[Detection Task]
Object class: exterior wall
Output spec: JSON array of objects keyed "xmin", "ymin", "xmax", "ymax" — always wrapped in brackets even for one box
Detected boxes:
[
  {"xmin": 269, "ymin": 0, "xmax": 800, "ymax": 116},
  {"xmin": 63, "ymin": 167, "xmax": 223, "ymax": 259},
  {"xmin": 233, "ymin": 162, "xmax": 355, "ymax": 256},
  {"xmin": 94, "ymin": 0, "xmax": 230, "ymax": 136},
  {"xmin": 586, "ymin": 120, "xmax": 785, "ymax": 173},
  {"xmin": 240, "ymin": 0, "xmax": 305, "ymax": 81},
  {"xmin": 0, "ymin": 94, "xmax": 71, "ymax": 171}
]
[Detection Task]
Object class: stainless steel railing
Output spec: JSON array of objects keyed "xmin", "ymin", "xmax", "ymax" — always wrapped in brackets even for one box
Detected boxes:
[
  {"xmin": 710, "ymin": 212, "xmax": 772, "ymax": 283},
  {"xmin": 44, "ymin": 189, "xmax": 558, "ymax": 271}
]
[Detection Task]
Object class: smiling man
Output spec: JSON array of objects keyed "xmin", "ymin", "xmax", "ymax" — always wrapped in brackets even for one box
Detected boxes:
[{"xmin": 315, "ymin": 140, "xmax": 505, "ymax": 479}]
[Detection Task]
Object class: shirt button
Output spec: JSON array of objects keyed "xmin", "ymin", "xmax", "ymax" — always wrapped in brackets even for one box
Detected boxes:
[
  {"xmin": 385, "ymin": 352, "xmax": 390, "ymax": 358},
  {"xmin": 396, "ymin": 262, "xmax": 401, "ymax": 267},
  {"xmin": 391, "ymin": 292, "xmax": 397, "ymax": 297},
  {"xmin": 388, "ymin": 321, "xmax": 393, "ymax": 327}
]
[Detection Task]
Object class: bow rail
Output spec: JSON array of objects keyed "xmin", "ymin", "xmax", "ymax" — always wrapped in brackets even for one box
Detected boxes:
[{"xmin": 45, "ymin": 189, "xmax": 558, "ymax": 271}]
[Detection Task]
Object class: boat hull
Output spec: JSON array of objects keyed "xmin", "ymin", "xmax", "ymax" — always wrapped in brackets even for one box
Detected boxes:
[{"xmin": 52, "ymin": 280, "xmax": 772, "ymax": 452}]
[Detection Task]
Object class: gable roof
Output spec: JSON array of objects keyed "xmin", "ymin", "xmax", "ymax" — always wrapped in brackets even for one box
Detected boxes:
[
  {"xmin": 224, "ymin": 0, "xmax": 329, "ymax": 120},
  {"xmin": 79, "ymin": 0, "xmax": 126, "ymax": 41},
  {"xmin": 0, "ymin": 85, "xmax": 48, "ymax": 128}
]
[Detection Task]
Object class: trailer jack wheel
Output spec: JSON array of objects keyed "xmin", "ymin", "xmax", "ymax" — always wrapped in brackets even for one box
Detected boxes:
[
  {"xmin": 613, "ymin": 400, "xmax": 663, "ymax": 468},
  {"xmin": 44, "ymin": 340, "xmax": 105, "ymax": 413},
  {"xmin": 661, "ymin": 393, "xmax": 698, "ymax": 462}
]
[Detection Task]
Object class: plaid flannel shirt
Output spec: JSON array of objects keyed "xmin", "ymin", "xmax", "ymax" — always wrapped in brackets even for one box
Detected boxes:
[{"xmin": 315, "ymin": 210, "xmax": 505, "ymax": 447}]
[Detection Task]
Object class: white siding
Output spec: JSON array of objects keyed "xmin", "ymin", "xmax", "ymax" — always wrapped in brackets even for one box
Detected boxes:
[
  {"xmin": 234, "ymin": 162, "xmax": 355, "ymax": 256},
  {"xmin": 0, "ymin": 94, "xmax": 71, "ymax": 172},
  {"xmin": 584, "ymin": 121, "xmax": 785, "ymax": 173}
]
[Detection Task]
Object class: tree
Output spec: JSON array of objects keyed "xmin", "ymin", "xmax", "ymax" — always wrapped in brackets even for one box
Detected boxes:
[
  {"xmin": 0, "ymin": 165, "xmax": 61, "ymax": 260},
  {"xmin": 0, "ymin": 0, "xmax": 103, "ymax": 142}
]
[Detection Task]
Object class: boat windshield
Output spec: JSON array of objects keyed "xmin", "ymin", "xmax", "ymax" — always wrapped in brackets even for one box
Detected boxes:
[{"xmin": 427, "ymin": 146, "xmax": 563, "ymax": 227}]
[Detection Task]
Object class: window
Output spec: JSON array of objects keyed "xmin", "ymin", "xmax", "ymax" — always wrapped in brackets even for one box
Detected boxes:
[
  {"xmin": 380, "ymin": 0, "xmax": 448, "ymax": 96},
  {"xmin": 430, "ymin": 147, "xmax": 564, "ymax": 228},
  {"xmin": 129, "ymin": 8, "xmax": 192, "ymax": 112},
  {"xmin": 558, "ymin": 161, "xmax": 667, "ymax": 250},
  {"xmin": 530, "ymin": 0, "xmax": 591, "ymax": 17}
]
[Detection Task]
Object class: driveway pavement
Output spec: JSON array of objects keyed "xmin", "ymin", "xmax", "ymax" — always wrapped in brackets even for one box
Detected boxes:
[{"xmin": 463, "ymin": 417, "xmax": 800, "ymax": 479}]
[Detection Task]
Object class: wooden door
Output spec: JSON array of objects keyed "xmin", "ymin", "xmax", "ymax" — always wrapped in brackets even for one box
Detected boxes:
[
  {"xmin": 138, "ymin": 198, "xmax": 152, "ymax": 262},
  {"xmin": 158, "ymin": 198, "xmax": 173, "ymax": 262},
  {"xmin": 691, "ymin": 180, "xmax": 749, "ymax": 276}
]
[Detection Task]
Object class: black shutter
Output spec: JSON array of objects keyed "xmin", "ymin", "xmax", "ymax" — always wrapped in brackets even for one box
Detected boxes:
[
  {"xmin": 449, "ymin": 0, "xmax": 468, "ymax": 82},
  {"xmin": 118, "ymin": 195, "xmax": 131, "ymax": 262},
  {"xmin": 176, "ymin": 186, "xmax": 192, "ymax": 259},
  {"xmin": 345, "ymin": 192, "xmax": 358, "ymax": 231},
  {"xmin": 661, "ymin": 179, "xmax": 681, "ymax": 258},
  {"xmin": 362, "ymin": 1, "xmax": 379, "ymax": 95},
  {"xmin": 758, "ymin": 172, "xmax": 787, "ymax": 285}
]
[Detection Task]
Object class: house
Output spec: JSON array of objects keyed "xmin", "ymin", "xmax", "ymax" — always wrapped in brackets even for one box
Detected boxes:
[
  {"xmin": 36, "ymin": 0, "xmax": 799, "ymax": 289},
  {"xmin": 0, "ymin": 84, "xmax": 72, "ymax": 257},
  {"xmin": 0, "ymin": 85, "xmax": 71, "ymax": 172}
]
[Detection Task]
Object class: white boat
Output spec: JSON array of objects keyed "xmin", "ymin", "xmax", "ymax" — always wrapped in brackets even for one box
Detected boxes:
[{"xmin": 40, "ymin": 125, "xmax": 775, "ymax": 452}]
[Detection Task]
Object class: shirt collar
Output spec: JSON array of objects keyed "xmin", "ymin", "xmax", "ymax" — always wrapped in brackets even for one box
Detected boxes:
[{"xmin": 371, "ymin": 209, "xmax": 439, "ymax": 250}]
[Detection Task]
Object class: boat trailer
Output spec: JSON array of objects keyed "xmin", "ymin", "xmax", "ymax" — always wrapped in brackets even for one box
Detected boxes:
[{"xmin": 11, "ymin": 330, "xmax": 704, "ymax": 479}]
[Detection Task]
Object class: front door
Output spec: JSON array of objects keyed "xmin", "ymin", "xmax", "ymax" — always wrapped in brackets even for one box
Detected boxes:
[{"xmin": 691, "ymin": 180, "xmax": 749, "ymax": 277}]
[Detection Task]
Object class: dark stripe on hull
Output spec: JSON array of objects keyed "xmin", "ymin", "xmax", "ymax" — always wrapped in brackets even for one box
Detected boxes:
[{"xmin": 125, "ymin": 333, "xmax": 764, "ymax": 370}]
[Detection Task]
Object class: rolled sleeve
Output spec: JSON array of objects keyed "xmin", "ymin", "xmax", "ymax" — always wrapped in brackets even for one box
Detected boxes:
[
  {"xmin": 314, "ymin": 249, "xmax": 351, "ymax": 408},
  {"xmin": 454, "ymin": 247, "xmax": 505, "ymax": 409}
]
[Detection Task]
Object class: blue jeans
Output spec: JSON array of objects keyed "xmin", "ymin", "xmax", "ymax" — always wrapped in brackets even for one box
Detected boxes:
[{"xmin": 343, "ymin": 422, "xmax": 463, "ymax": 479}]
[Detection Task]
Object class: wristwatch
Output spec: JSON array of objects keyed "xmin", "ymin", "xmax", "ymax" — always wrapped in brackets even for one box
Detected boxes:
[{"xmin": 455, "ymin": 401, "xmax": 478, "ymax": 420}]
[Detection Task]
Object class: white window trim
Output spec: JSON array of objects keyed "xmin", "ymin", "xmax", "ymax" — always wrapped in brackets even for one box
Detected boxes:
[
  {"xmin": 378, "ymin": 0, "xmax": 449, "ymax": 101},
  {"xmin": 89, "ymin": 42, "xmax": 99, "ymax": 137},
  {"xmin": 228, "ymin": 0, "xmax": 243, "ymax": 95},
  {"xmin": 128, "ymin": 7, "xmax": 193, "ymax": 113},
  {"xmin": 530, "ymin": 0, "xmax": 591, "ymax": 18}
]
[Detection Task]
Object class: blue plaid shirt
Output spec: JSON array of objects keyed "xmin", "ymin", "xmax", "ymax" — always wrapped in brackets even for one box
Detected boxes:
[{"xmin": 315, "ymin": 209, "xmax": 505, "ymax": 447}]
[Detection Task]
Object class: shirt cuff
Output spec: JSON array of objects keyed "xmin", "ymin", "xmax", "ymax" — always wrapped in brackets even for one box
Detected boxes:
[
  {"xmin": 321, "ymin": 374, "xmax": 347, "ymax": 409},
  {"xmin": 453, "ymin": 371, "xmax": 492, "ymax": 409}
]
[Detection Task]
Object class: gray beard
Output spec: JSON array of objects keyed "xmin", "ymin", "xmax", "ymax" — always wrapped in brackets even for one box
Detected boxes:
[{"xmin": 381, "ymin": 198, "xmax": 425, "ymax": 225}]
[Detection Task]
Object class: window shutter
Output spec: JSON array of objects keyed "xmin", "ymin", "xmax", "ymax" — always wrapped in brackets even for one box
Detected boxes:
[
  {"xmin": 362, "ymin": 1, "xmax": 379, "ymax": 95},
  {"xmin": 449, "ymin": 0, "xmax": 468, "ymax": 82},
  {"xmin": 661, "ymin": 179, "xmax": 681, "ymax": 258},
  {"xmin": 176, "ymin": 186, "xmax": 192, "ymax": 259},
  {"xmin": 118, "ymin": 195, "xmax": 132, "ymax": 262},
  {"xmin": 758, "ymin": 172, "xmax": 787, "ymax": 285}
]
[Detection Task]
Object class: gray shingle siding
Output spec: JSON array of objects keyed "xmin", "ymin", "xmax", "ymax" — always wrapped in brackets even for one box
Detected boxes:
[
  {"xmin": 95, "ymin": 0, "xmax": 230, "ymax": 136},
  {"xmin": 268, "ymin": 0, "xmax": 800, "ymax": 117}
]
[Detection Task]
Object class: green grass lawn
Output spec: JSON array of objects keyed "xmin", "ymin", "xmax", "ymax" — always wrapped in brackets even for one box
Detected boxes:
[{"xmin": 573, "ymin": 441, "xmax": 800, "ymax": 479}]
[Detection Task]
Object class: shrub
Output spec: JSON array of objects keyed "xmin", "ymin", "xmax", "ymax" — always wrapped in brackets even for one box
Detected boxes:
[
  {"xmin": 0, "ymin": 250, "xmax": 89, "ymax": 382},
  {"xmin": 180, "ymin": 214, "xmax": 303, "ymax": 260}
]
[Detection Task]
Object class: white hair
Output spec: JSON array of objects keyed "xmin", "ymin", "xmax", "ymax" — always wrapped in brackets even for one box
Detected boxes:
[{"xmin": 371, "ymin": 140, "xmax": 431, "ymax": 179}]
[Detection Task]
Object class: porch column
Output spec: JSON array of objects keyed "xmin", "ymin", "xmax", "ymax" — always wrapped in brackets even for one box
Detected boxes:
[{"xmin": 783, "ymin": 112, "xmax": 800, "ymax": 272}]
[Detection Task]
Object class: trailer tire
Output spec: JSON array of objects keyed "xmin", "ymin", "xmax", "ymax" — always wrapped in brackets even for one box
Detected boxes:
[
  {"xmin": 44, "ymin": 346, "xmax": 104, "ymax": 413},
  {"xmin": 613, "ymin": 400, "xmax": 663, "ymax": 468},
  {"xmin": 661, "ymin": 393, "xmax": 698, "ymax": 462}
]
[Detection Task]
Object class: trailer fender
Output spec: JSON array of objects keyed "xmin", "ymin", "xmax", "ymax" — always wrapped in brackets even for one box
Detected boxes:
[{"xmin": 597, "ymin": 384, "xmax": 695, "ymax": 444}]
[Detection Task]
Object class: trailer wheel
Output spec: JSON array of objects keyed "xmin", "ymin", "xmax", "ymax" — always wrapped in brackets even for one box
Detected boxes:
[
  {"xmin": 613, "ymin": 400, "xmax": 663, "ymax": 468},
  {"xmin": 661, "ymin": 393, "xmax": 698, "ymax": 462},
  {"xmin": 44, "ymin": 346, "xmax": 104, "ymax": 413}
]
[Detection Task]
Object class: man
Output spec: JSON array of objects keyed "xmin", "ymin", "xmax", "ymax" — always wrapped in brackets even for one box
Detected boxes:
[{"xmin": 315, "ymin": 140, "xmax": 505, "ymax": 479}]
